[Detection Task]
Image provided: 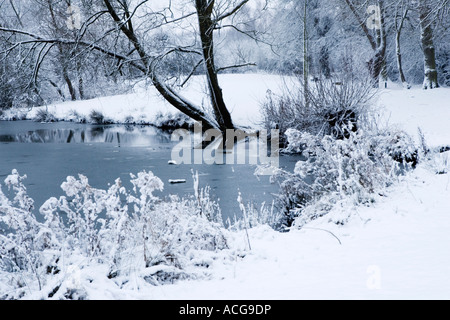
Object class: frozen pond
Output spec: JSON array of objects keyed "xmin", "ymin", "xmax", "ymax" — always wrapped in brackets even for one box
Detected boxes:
[{"xmin": 0, "ymin": 121, "xmax": 301, "ymax": 223}]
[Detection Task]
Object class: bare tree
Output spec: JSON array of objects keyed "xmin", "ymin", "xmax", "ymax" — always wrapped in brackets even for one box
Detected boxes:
[
  {"xmin": 0, "ymin": 0, "xmax": 259, "ymax": 131},
  {"xmin": 194, "ymin": 0, "xmax": 242, "ymax": 131},
  {"xmin": 101, "ymin": 0, "xmax": 220, "ymax": 130},
  {"xmin": 43, "ymin": 0, "xmax": 78, "ymax": 101},
  {"xmin": 0, "ymin": 0, "xmax": 45, "ymax": 108},
  {"xmin": 394, "ymin": 0, "xmax": 411, "ymax": 88},
  {"xmin": 103, "ymin": 0, "xmax": 262, "ymax": 131}
]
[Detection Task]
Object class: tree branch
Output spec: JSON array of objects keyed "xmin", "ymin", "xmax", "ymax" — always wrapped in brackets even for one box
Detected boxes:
[
  {"xmin": 214, "ymin": 0, "xmax": 249, "ymax": 23},
  {"xmin": 0, "ymin": 27, "xmax": 147, "ymax": 73},
  {"xmin": 180, "ymin": 59, "xmax": 204, "ymax": 87},
  {"xmin": 344, "ymin": 0, "xmax": 377, "ymax": 50},
  {"xmin": 217, "ymin": 62, "xmax": 256, "ymax": 73}
]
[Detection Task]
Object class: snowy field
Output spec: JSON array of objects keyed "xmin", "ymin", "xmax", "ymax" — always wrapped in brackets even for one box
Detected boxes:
[
  {"xmin": 1, "ymin": 74, "xmax": 449, "ymax": 300},
  {"xmin": 375, "ymin": 82, "xmax": 450, "ymax": 149}
]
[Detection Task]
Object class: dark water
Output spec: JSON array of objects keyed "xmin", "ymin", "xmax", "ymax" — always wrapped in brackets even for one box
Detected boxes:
[{"xmin": 0, "ymin": 121, "xmax": 300, "ymax": 222}]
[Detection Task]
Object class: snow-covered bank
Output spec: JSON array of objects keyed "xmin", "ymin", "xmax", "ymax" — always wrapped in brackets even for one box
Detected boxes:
[
  {"xmin": 0, "ymin": 74, "xmax": 285, "ymax": 129},
  {"xmin": 1, "ymin": 74, "xmax": 448, "ymax": 147}
]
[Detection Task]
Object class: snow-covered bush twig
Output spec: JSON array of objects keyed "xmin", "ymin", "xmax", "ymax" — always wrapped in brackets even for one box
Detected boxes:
[
  {"xmin": 0, "ymin": 170, "xmax": 46, "ymax": 295},
  {"xmin": 0, "ymin": 169, "xmax": 228, "ymax": 300},
  {"xmin": 270, "ymin": 127, "xmax": 417, "ymax": 229},
  {"xmin": 237, "ymin": 192, "xmax": 252, "ymax": 251}
]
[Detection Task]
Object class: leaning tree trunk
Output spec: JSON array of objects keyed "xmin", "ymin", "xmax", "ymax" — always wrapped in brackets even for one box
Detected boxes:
[
  {"xmin": 195, "ymin": 0, "xmax": 234, "ymax": 132},
  {"xmin": 419, "ymin": 0, "xmax": 439, "ymax": 89}
]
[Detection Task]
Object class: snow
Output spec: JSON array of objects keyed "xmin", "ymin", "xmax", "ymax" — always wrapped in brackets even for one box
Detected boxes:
[
  {"xmin": 1, "ymin": 74, "xmax": 450, "ymax": 300},
  {"xmin": 375, "ymin": 83, "xmax": 450, "ymax": 149}
]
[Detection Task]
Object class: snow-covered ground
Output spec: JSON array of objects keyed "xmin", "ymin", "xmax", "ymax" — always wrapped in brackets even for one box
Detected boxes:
[
  {"xmin": 375, "ymin": 83, "xmax": 450, "ymax": 149},
  {"xmin": 152, "ymin": 161, "xmax": 450, "ymax": 300},
  {"xmin": 1, "ymin": 74, "xmax": 449, "ymax": 300}
]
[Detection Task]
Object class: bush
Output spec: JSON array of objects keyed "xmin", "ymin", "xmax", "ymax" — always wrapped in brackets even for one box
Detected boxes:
[
  {"xmin": 34, "ymin": 109, "xmax": 57, "ymax": 123},
  {"xmin": 260, "ymin": 73, "xmax": 377, "ymax": 146},
  {"xmin": 270, "ymin": 128, "xmax": 416, "ymax": 229},
  {"xmin": 89, "ymin": 110, "xmax": 113, "ymax": 125},
  {"xmin": 0, "ymin": 170, "xmax": 48, "ymax": 297},
  {"xmin": 67, "ymin": 110, "xmax": 87, "ymax": 123},
  {"xmin": 0, "ymin": 169, "xmax": 228, "ymax": 299},
  {"xmin": 227, "ymin": 199, "xmax": 282, "ymax": 232},
  {"xmin": 153, "ymin": 112, "xmax": 194, "ymax": 132}
]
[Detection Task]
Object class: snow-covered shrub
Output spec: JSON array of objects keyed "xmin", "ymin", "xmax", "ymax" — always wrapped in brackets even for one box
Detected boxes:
[
  {"xmin": 0, "ymin": 169, "xmax": 228, "ymax": 299},
  {"xmin": 89, "ymin": 110, "xmax": 113, "ymax": 124},
  {"xmin": 260, "ymin": 73, "xmax": 376, "ymax": 146},
  {"xmin": 123, "ymin": 115, "xmax": 135, "ymax": 124},
  {"xmin": 260, "ymin": 88, "xmax": 301, "ymax": 146},
  {"xmin": 192, "ymin": 170, "xmax": 223, "ymax": 223},
  {"xmin": 427, "ymin": 151, "xmax": 449, "ymax": 175},
  {"xmin": 131, "ymin": 195, "xmax": 228, "ymax": 272},
  {"xmin": 227, "ymin": 199, "xmax": 281, "ymax": 231},
  {"xmin": 67, "ymin": 109, "xmax": 87, "ymax": 123},
  {"xmin": 42, "ymin": 171, "xmax": 227, "ymax": 278},
  {"xmin": 153, "ymin": 111, "xmax": 194, "ymax": 132},
  {"xmin": 34, "ymin": 109, "xmax": 57, "ymax": 123},
  {"xmin": 0, "ymin": 109, "xmax": 27, "ymax": 121},
  {"xmin": 89, "ymin": 110, "xmax": 104, "ymax": 124},
  {"xmin": 372, "ymin": 130, "xmax": 419, "ymax": 168},
  {"xmin": 0, "ymin": 170, "xmax": 54, "ymax": 297},
  {"xmin": 271, "ymin": 128, "xmax": 416, "ymax": 229}
]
